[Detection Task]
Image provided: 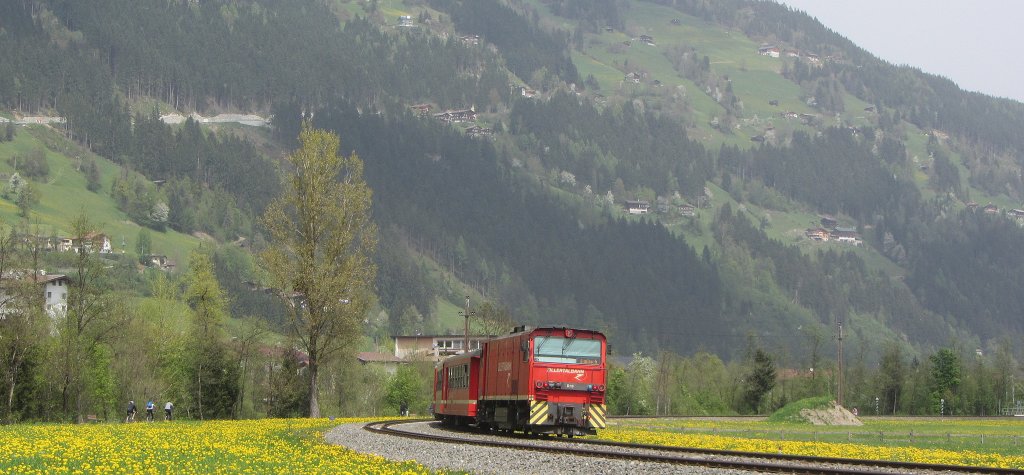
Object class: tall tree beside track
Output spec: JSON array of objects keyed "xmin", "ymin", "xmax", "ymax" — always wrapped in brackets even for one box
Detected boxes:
[
  {"xmin": 59, "ymin": 212, "xmax": 120, "ymax": 420},
  {"xmin": 183, "ymin": 251, "xmax": 238, "ymax": 420},
  {"xmin": 259, "ymin": 123, "xmax": 377, "ymax": 418},
  {"xmin": 0, "ymin": 223, "xmax": 45, "ymax": 423},
  {"xmin": 929, "ymin": 348, "xmax": 962, "ymax": 414},
  {"xmin": 743, "ymin": 348, "xmax": 777, "ymax": 414}
]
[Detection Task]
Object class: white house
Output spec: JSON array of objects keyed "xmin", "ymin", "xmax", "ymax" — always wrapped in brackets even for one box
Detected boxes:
[
  {"xmin": 87, "ymin": 232, "xmax": 113, "ymax": 253},
  {"xmin": 58, "ymin": 232, "xmax": 112, "ymax": 254},
  {"xmin": 40, "ymin": 273, "xmax": 69, "ymax": 317},
  {"xmin": 0, "ymin": 271, "xmax": 69, "ymax": 320}
]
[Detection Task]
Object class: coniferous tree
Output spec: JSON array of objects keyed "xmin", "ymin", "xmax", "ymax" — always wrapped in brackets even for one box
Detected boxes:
[
  {"xmin": 876, "ymin": 343, "xmax": 905, "ymax": 415},
  {"xmin": 183, "ymin": 250, "xmax": 239, "ymax": 420},
  {"xmin": 83, "ymin": 159, "xmax": 101, "ymax": 193},
  {"xmin": 135, "ymin": 228, "xmax": 151, "ymax": 263},
  {"xmin": 743, "ymin": 348, "xmax": 777, "ymax": 414},
  {"xmin": 265, "ymin": 348, "xmax": 309, "ymax": 418},
  {"xmin": 929, "ymin": 348, "xmax": 962, "ymax": 415}
]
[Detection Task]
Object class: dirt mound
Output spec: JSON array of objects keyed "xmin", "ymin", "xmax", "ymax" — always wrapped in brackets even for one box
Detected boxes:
[{"xmin": 799, "ymin": 401, "xmax": 863, "ymax": 426}]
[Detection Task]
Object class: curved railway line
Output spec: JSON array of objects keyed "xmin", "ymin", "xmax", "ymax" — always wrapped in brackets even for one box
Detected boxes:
[{"xmin": 363, "ymin": 419, "xmax": 1018, "ymax": 474}]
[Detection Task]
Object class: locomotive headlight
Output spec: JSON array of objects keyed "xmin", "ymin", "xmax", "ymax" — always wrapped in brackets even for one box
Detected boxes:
[{"xmin": 535, "ymin": 381, "xmax": 543, "ymax": 389}]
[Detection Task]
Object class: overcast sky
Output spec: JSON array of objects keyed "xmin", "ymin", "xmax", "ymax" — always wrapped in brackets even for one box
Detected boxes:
[{"xmin": 778, "ymin": 1, "xmax": 1023, "ymax": 103}]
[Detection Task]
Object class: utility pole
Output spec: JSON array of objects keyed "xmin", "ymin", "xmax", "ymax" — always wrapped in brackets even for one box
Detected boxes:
[
  {"xmin": 837, "ymin": 320, "xmax": 844, "ymax": 407},
  {"xmin": 459, "ymin": 296, "xmax": 475, "ymax": 354}
]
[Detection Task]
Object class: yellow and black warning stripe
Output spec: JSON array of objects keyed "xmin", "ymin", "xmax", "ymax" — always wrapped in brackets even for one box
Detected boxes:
[
  {"xmin": 587, "ymin": 403, "xmax": 607, "ymax": 429},
  {"xmin": 529, "ymin": 400, "xmax": 549, "ymax": 425}
]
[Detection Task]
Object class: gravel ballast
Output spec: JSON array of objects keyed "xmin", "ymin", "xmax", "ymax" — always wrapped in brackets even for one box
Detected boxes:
[{"xmin": 324, "ymin": 421, "xmax": 755, "ymax": 475}]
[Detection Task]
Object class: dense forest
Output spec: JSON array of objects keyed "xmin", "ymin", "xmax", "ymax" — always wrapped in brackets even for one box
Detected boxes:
[{"xmin": 0, "ymin": 0, "xmax": 1023, "ymax": 419}]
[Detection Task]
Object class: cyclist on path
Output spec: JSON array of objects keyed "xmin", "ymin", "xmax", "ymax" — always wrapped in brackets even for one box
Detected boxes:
[{"xmin": 125, "ymin": 400, "xmax": 137, "ymax": 422}]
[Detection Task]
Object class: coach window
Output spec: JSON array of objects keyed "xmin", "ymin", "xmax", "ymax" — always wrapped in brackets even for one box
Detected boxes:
[{"xmin": 450, "ymin": 364, "xmax": 466, "ymax": 389}]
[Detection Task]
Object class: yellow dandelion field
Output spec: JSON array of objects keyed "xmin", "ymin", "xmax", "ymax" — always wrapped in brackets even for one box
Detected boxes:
[
  {"xmin": 0, "ymin": 418, "xmax": 439, "ymax": 475},
  {"xmin": 596, "ymin": 426, "xmax": 1024, "ymax": 469}
]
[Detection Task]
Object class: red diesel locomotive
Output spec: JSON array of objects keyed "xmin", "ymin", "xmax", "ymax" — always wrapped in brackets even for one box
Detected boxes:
[{"xmin": 431, "ymin": 326, "xmax": 607, "ymax": 436}]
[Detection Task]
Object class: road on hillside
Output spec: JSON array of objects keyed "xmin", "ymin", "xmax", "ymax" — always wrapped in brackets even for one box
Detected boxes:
[{"xmin": 1, "ymin": 113, "xmax": 270, "ymax": 127}]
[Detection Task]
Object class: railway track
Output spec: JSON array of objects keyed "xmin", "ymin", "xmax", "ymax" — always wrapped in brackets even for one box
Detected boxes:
[{"xmin": 364, "ymin": 419, "xmax": 1017, "ymax": 474}]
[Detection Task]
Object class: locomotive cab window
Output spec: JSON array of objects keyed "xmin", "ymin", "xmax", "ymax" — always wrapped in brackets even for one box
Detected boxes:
[{"xmin": 533, "ymin": 336, "xmax": 601, "ymax": 365}]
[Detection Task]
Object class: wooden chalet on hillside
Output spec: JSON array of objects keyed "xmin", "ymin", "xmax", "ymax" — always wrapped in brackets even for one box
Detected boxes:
[
  {"xmin": 758, "ymin": 45, "xmax": 780, "ymax": 58},
  {"xmin": 624, "ymin": 200, "xmax": 650, "ymax": 215},
  {"xmin": 433, "ymin": 107, "xmax": 476, "ymax": 124}
]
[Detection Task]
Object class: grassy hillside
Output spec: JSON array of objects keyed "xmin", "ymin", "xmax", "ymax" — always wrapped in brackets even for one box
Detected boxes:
[
  {"xmin": 521, "ymin": 0, "xmax": 1016, "ymax": 255},
  {"xmin": 0, "ymin": 125, "xmax": 202, "ymax": 268}
]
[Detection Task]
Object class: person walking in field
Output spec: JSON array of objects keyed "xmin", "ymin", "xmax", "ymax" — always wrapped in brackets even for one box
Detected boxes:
[
  {"xmin": 164, "ymin": 401, "xmax": 174, "ymax": 421},
  {"xmin": 125, "ymin": 400, "xmax": 137, "ymax": 422}
]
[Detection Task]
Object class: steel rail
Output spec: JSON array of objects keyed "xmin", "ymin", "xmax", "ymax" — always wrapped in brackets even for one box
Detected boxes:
[
  {"xmin": 541, "ymin": 429, "xmax": 1020, "ymax": 474},
  {"xmin": 598, "ymin": 415, "xmax": 1021, "ymax": 473},
  {"xmin": 365, "ymin": 419, "xmax": 1016, "ymax": 474}
]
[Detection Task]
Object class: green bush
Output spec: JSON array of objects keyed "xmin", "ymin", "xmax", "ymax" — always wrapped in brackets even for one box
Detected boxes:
[{"xmin": 766, "ymin": 396, "xmax": 834, "ymax": 423}]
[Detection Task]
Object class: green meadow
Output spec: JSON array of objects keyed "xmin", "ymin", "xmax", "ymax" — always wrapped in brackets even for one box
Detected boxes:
[
  {"xmin": 612, "ymin": 416, "xmax": 1024, "ymax": 457},
  {"xmin": 0, "ymin": 125, "xmax": 201, "ymax": 267}
]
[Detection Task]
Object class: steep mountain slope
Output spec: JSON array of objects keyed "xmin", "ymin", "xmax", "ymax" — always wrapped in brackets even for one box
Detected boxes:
[{"xmin": 2, "ymin": 0, "xmax": 1022, "ymax": 360}]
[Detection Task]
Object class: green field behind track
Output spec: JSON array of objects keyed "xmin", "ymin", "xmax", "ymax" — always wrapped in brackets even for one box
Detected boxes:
[{"xmin": 609, "ymin": 416, "xmax": 1024, "ymax": 460}]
